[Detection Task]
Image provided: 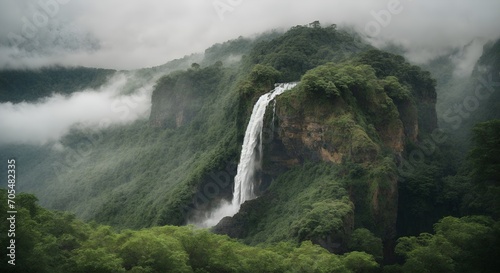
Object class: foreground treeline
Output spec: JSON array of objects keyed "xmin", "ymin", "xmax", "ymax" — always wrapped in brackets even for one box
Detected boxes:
[
  {"xmin": 0, "ymin": 191, "xmax": 378, "ymax": 273},
  {"xmin": 1, "ymin": 189, "xmax": 499, "ymax": 273}
]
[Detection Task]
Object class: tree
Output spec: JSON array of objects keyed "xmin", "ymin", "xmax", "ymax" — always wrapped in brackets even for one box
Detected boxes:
[
  {"xmin": 249, "ymin": 64, "xmax": 281, "ymax": 86},
  {"xmin": 72, "ymin": 248, "xmax": 125, "ymax": 273},
  {"xmin": 291, "ymin": 199, "xmax": 353, "ymax": 244},
  {"xmin": 469, "ymin": 119, "xmax": 500, "ymax": 184},
  {"xmin": 118, "ymin": 230, "xmax": 191, "ymax": 273},
  {"xmin": 342, "ymin": 251, "xmax": 379, "ymax": 273},
  {"xmin": 395, "ymin": 216, "xmax": 500, "ymax": 273},
  {"xmin": 283, "ymin": 241, "xmax": 348, "ymax": 273},
  {"xmin": 301, "ymin": 63, "xmax": 340, "ymax": 98},
  {"xmin": 348, "ymin": 229, "xmax": 383, "ymax": 261},
  {"xmin": 468, "ymin": 119, "xmax": 500, "ymax": 217},
  {"xmin": 382, "ymin": 76, "xmax": 411, "ymax": 101},
  {"xmin": 309, "ymin": 21, "xmax": 321, "ymax": 28},
  {"xmin": 401, "ymin": 246, "xmax": 455, "ymax": 273},
  {"xmin": 301, "ymin": 63, "xmax": 380, "ymax": 101},
  {"xmin": 191, "ymin": 63, "xmax": 200, "ymax": 70}
]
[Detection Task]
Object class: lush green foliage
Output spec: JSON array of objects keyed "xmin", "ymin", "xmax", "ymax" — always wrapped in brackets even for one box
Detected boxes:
[
  {"xmin": 2, "ymin": 189, "xmax": 497, "ymax": 272},
  {"xmin": 214, "ymin": 163, "xmax": 352, "ymax": 245},
  {"xmin": 355, "ymin": 50, "xmax": 436, "ymax": 99},
  {"xmin": 246, "ymin": 22, "xmax": 371, "ymax": 81},
  {"xmin": 468, "ymin": 120, "xmax": 500, "ymax": 212},
  {"xmin": 355, "ymin": 49, "xmax": 437, "ymax": 134},
  {"xmin": 397, "ymin": 119, "xmax": 500, "ymax": 236},
  {"xmin": 0, "ymin": 190, "xmax": 380, "ymax": 273},
  {"xmin": 469, "ymin": 119, "xmax": 500, "ymax": 187},
  {"xmin": 395, "ymin": 216, "xmax": 500, "ymax": 273},
  {"xmin": 348, "ymin": 229, "xmax": 383, "ymax": 261}
]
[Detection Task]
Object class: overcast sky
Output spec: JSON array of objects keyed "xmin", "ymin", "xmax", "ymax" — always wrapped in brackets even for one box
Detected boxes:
[
  {"xmin": 0, "ymin": 0, "xmax": 499, "ymax": 70},
  {"xmin": 1, "ymin": 0, "xmax": 499, "ymax": 146}
]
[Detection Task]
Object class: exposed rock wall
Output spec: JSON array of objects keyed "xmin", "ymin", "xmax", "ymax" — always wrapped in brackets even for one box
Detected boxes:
[{"xmin": 215, "ymin": 70, "xmax": 437, "ymax": 255}]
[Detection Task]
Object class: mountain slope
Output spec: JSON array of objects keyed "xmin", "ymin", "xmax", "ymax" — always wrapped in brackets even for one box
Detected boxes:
[
  {"xmin": 0, "ymin": 23, "xmax": 452, "ymax": 260},
  {"xmin": 214, "ymin": 53, "xmax": 437, "ymax": 257}
]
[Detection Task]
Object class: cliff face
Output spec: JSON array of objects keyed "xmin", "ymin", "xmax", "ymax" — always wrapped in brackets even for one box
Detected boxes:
[
  {"xmin": 150, "ymin": 85, "xmax": 197, "ymax": 128},
  {"xmin": 266, "ymin": 60, "xmax": 431, "ymax": 175},
  {"xmin": 266, "ymin": 91, "xmax": 402, "ymax": 253},
  {"xmin": 149, "ymin": 65, "xmax": 224, "ymax": 128},
  {"xmin": 215, "ymin": 59, "xmax": 438, "ymax": 256}
]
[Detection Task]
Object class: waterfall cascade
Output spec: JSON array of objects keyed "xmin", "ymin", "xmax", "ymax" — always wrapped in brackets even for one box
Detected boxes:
[
  {"xmin": 232, "ymin": 82, "xmax": 297, "ymax": 206},
  {"xmin": 194, "ymin": 82, "xmax": 297, "ymax": 227}
]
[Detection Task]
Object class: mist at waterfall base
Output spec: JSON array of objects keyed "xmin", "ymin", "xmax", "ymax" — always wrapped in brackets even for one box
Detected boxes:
[{"xmin": 189, "ymin": 83, "xmax": 298, "ymax": 228}]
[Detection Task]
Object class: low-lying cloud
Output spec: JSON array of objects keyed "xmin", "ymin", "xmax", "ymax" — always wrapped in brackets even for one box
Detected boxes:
[
  {"xmin": 0, "ymin": 74, "xmax": 152, "ymax": 146},
  {"xmin": 451, "ymin": 39, "xmax": 487, "ymax": 78}
]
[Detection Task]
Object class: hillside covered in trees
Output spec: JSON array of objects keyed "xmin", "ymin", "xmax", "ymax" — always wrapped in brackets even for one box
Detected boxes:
[{"xmin": 1, "ymin": 22, "xmax": 499, "ymax": 272}]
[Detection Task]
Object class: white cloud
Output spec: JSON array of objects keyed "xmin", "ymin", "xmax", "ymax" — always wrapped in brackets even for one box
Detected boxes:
[
  {"xmin": 451, "ymin": 38, "xmax": 487, "ymax": 78},
  {"xmin": 0, "ymin": 0, "xmax": 498, "ymax": 70},
  {"xmin": 0, "ymin": 74, "xmax": 152, "ymax": 145}
]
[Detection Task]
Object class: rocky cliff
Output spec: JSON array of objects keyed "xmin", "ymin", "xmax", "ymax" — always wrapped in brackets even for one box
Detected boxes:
[
  {"xmin": 149, "ymin": 64, "xmax": 224, "ymax": 128},
  {"xmin": 214, "ymin": 54, "xmax": 438, "ymax": 257}
]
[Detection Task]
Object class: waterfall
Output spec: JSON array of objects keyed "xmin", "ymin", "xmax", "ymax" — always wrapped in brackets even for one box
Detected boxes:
[
  {"xmin": 231, "ymin": 82, "xmax": 297, "ymax": 206},
  {"xmin": 193, "ymin": 82, "xmax": 297, "ymax": 227},
  {"xmin": 271, "ymin": 99, "xmax": 277, "ymax": 139}
]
